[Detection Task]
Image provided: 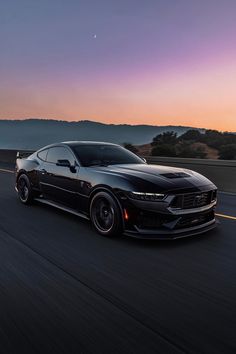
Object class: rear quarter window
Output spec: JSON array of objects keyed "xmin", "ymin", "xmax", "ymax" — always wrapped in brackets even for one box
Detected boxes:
[
  {"xmin": 46, "ymin": 147, "xmax": 75, "ymax": 165},
  {"xmin": 37, "ymin": 149, "xmax": 48, "ymax": 161}
]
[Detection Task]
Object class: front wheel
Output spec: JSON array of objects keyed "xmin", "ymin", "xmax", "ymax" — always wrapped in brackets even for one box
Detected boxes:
[
  {"xmin": 90, "ymin": 191, "xmax": 123, "ymax": 237},
  {"xmin": 17, "ymin": 174, "xmax": 34, "ymax": 205}
]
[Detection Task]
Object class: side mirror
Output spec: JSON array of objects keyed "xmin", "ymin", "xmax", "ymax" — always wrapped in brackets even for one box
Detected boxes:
[
  {"xmin": 142, "ymin": 157, "xmax": 147, "ymax": 163},
  {"xmin": 56, "ymin": 159, "xmax": 71, "ymax": 167}
]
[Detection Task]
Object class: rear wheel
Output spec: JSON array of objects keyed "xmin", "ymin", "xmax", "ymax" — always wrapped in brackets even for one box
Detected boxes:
[
  {"xmin": 90, "ymin": 191, "xmax": 123, "ymax": 237},
  {"xmin": 17, "ymin": 174, "xmax": 34, "ymax": 205}
]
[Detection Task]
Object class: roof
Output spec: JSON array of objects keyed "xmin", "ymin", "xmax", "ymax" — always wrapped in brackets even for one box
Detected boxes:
[
  {"xmin": 36, "ymin": 141, "xmax": 119, "ymax": 153},
  {"xmin": 63, "ymin": 141, "xmax": 118, "ymax": 147}
]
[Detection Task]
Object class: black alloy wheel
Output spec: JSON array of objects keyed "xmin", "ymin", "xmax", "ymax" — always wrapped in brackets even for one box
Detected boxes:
[
  {"xmin": 90, "ymin": 191, "xmax": 123, "ymax": 237},
  {"xmin": 17, "ymin": 174, "xmax": 34, "ymax": 204}
]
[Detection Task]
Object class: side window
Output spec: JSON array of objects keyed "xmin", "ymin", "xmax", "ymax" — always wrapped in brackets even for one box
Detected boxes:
[
  {"xmin": 46, "ymin": 147, "xmax": 75, "ymax": 165},
  {"xmin": 37, "ymin": 149, "xmax": 48, "ymax": 161}
]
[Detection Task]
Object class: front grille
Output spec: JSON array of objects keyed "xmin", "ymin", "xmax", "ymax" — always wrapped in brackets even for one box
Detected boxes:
[
  {"xmin": 133, "ymin": 209, "xmax": 215, "ymax": 231},
  {"xmin": 170, "ymin": 190, "xmax": 216, "ymax": 209},
  {"xmin": 175, "ymin": 210, "xmax": 215, "ymax": 229},
  {"xmin": 183, "ymin": 191, "xmax": 211, "ymax": 208}
]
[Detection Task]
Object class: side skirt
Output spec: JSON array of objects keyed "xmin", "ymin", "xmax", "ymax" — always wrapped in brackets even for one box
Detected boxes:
[{"xmin": 34, "ymin": 198, "xmax": 90, "ymax": 220}]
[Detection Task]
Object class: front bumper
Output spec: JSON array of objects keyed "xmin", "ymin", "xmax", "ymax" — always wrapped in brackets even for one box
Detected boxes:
[
  {"xmin": 124, "ymin": 217, "xmax": 218, "ymax": 240},
  {"xmin": 120, "ymin": 187, "xmax": 218, "ymax": 239},
  {"xmin": 122, "ymin": 200, "xmax": 217, "ymax": 239}
]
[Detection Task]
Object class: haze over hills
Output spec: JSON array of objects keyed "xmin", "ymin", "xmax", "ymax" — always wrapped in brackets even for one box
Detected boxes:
[{"xmin": 0, "ymin": 118, "xmax": 209, "ymax": 149}]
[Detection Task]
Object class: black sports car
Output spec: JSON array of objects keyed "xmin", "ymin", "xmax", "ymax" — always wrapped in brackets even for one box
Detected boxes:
[{"xmin": 15, "ymin": 141, "xmax": 217, "ymax": 239}]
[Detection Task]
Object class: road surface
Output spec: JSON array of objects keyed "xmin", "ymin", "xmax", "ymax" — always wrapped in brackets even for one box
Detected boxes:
[{"xmin": 0, "ymin": 167, "xmax": 235, "ymax": 353}]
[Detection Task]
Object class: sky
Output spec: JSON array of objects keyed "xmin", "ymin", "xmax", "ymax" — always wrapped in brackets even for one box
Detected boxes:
[{"xmin": 0, "ymin": 0, "xmax": 236, "ymax": 131}]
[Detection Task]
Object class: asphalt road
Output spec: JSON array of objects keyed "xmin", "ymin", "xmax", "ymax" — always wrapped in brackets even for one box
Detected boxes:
[{"xmin": 0, "ymin": 168, "xmax": 235, "ymax": 354}]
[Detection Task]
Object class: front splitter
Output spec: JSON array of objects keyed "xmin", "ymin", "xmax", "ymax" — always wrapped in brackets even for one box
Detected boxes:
[{"xmin": 123, "ymin": 219, "xmax": 218, "ymax": 240}]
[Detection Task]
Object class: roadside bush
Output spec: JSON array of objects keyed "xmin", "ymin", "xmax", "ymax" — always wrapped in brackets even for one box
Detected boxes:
[
  {"xmin": 176, "ymin": 142, "xmax": 207, "ymax": 158},
  {"xmin": 218, "ymin": 144, "xmax": 236, "ymax": 160},
  {"xmin": 151, "ymin": 144, "xmax": 177, "ymax": 157}
]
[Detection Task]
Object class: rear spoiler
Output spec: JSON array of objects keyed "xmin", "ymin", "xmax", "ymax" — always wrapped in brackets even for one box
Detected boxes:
[{"xmin": 16, "ymin": 151, "xmax": 35, "ymax": 159}]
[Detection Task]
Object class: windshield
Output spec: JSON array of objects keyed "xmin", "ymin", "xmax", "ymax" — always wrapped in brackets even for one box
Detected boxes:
[{"xmin": 72, "ymin": 144, "xmax": 144, "ymax": 167}]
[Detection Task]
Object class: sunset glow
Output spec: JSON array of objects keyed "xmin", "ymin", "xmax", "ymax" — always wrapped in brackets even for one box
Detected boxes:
[{"xmin": 0, "ymin": 0, "xmax": 236, "ymax": 131}]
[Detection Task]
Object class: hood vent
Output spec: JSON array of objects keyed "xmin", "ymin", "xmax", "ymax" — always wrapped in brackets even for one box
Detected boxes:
[{"xmin": 161, "ymin": 172, "xmax": 190, "ymax": 179}]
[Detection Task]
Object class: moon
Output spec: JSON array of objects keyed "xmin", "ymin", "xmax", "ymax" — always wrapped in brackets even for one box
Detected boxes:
[{"xmin": 93, "ymin": 34, "xmax": 97, "ymax": 39}]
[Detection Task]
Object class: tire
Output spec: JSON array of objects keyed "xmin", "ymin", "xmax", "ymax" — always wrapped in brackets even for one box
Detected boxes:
[
  {"xmin": 90, "ymin": 191, "xmax": 123, "ymax": 237},
  {"xmin": 17, "ymin": 174, "xmax": 34, "ymax": 205}
]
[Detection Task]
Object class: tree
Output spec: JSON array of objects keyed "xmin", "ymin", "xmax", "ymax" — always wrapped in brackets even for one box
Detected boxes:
[
  {"xmin": 179, "ymin": 129, "xmax": 202, "ymax": 142},
  {"xmin": 175, "ymin": 142, "xmax": 207, "ymax": 158},
  {"xmin": 200, "ymin": 130, "xmax": 223, "ymax": 148},
  {"xmin": 151, "ymin": 144, "xmax": 177, "ymax": 157},
  {"xmin": 123, "ymin": 142, "xmax": 138, "ymax": 154},
  {"xmin": 194, "ymin": 146, "xmax": 207, "ymax": 159},
  {"xmin": 151, "ymin": 132, "xmax": 178, "ymax": 156},
  {"xmin": 152, "ymin": 131, "xmax": 178, "ymax": 146},
  {"xmin": 218, "ymin": 144, "xmax": 236, "ymax": 160}
]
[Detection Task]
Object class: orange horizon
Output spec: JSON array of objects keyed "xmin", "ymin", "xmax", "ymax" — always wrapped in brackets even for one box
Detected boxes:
[{"xmin": 1, "ymin": 58, "xmax": 235, "ymax": 133}]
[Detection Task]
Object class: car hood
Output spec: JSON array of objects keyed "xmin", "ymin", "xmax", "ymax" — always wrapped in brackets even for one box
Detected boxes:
[{"xmin": 91, "ymin": 163, "xmax": 216, "ymax": 193}]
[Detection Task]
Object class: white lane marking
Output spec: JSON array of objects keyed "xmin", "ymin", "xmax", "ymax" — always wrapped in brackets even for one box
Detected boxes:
[{"xmin": 0, "ymin": 168, "xmax": 14, "ymax": 174}]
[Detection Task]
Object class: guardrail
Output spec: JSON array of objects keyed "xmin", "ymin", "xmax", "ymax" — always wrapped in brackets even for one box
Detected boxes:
[
  {"xmin": 0, "ymin": 150, "xmax": 235, "ymax": 193},
  {"xmin": 0, "ymin": 149, "xmax": 34, "ymax": 164},
  {"xmin": 146, "ymin": 156, "xmax": 236, "ymax": 193}
]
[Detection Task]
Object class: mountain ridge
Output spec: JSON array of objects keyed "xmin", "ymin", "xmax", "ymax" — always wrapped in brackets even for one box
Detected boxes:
[{"xmin": 0, "ymin": 118, "xmax": 228, "ymax": 149}]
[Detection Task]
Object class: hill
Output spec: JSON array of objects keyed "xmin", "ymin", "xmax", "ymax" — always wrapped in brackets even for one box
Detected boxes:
[
  {"xmin": 132, "ymin": 129, "xmax": 236, "ymax": 160},
  {"xmin": 0, "ymin": 119, "xmax": 205, "ymax": 149},
  {"xmin": 136, "ymin": 142, "xmax": 219, "ymax": 159}
]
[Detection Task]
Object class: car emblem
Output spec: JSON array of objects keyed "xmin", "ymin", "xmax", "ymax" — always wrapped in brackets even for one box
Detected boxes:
[
  {"xmin": 194, "ymin": 194, "xmax": 204, "ymax": 206},
  {"xmin": 191, "ymin": 218, "xmax": 199, "ymax": 224}
]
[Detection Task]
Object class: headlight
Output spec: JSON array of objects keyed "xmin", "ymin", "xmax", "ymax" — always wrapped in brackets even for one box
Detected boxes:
[{"xmin": 129, "ymin": 191, "xmax": 165, "ymax": 201}]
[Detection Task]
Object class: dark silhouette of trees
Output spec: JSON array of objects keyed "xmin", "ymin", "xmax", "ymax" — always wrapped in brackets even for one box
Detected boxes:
[
  {"xmin": 151, "ymin": 130, "xmax": 207, "ymax": 159},
  {"xmin": 178, "ymin": 129, "xmax": 202, "ymax": 142},
  {"xmin": 151, "ymin": 144, "xmax": 177, "ymax": 157},
  {"xmin": 123, "ymin": 143, "xmax": 138, "ymax": 153},
  {"xmin": 219, "ymin": 144, "xmax": 236, "ymax": 160},
  {"xmin": 176, "ymin": 142, "xmax": 206, "ymax": 158},
  {"xmin": 152, "ymin": 131, "xmax": 178, "ymax": 146},
  {"xmin": 124, "ymin": 128, "xmax": 236, "ymax": 160},
  {"xmin": 200, "ymin": 130, "xmax": 236, "ymax": 149}
]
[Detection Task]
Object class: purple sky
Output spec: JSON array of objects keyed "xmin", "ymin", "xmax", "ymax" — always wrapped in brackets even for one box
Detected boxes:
[{"xmin": 1, "ymin": 0, "xmax": 236, "ymax": 130}]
